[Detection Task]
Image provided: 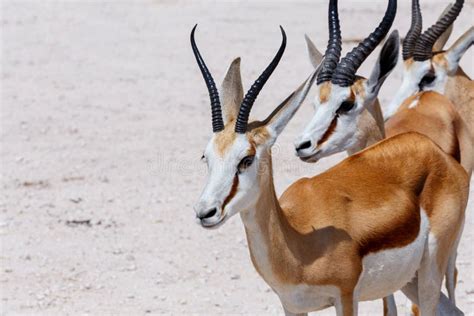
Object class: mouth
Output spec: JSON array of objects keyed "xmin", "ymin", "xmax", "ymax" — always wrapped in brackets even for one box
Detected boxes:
[
  {"xmin": 199, "ymin": 213, "xmax": 227, "ymax": 230},
  {"xmin": 297, "ymin": 149, "xmax": 321, "ymax": 163}
]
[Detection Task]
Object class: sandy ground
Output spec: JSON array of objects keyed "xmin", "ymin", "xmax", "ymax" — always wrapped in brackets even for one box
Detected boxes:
[{"xmin": 1, "ymin": 0, "xmax": 473, "ymax": 315}]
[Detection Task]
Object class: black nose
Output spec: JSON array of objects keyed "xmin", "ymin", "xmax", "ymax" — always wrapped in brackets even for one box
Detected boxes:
[
  {"xmin": 198, "ymin": 208, "xmax": 217, "ymax": 220},
  {"xmin": 296, "ymin": 141, "xmax": 312, "ymax": 152}
]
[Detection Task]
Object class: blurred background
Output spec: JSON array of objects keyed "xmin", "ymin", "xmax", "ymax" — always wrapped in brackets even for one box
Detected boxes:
[{"xmin": 1, "ymin": 0, "xmax": 473, "ymax": 314}]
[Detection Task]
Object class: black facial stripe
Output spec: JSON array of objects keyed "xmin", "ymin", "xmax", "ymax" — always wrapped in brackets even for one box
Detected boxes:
[{"xmin": 222, "ymin": 174, "xmax": 239, "ymax": 213}]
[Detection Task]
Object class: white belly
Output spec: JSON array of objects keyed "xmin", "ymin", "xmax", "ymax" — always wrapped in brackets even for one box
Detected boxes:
[
  {"xmin": 355, "ymin": 209, "xmax": 430, "ymax": 301},
  {"xmin": 276, "ymin": 283, "xmax": 339, "ymax": 314}
]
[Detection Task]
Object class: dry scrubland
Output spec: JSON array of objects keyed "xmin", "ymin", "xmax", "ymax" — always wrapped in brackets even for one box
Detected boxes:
[{"xmin": 1, "ymin": 0, "xmax": 473, "ymax": 315}]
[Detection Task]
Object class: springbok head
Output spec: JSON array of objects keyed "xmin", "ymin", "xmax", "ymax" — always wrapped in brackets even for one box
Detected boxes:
[
  {"xmin": 191, "ymin": 26, "xmax": 319, "ymax": 228},
  {"xmin": 295, "ymin": 0, "xmax": 398, "ymax": 162},
  {"xmin": 386, "ymin": 0, "xmax": 473, "ymax": 118}
]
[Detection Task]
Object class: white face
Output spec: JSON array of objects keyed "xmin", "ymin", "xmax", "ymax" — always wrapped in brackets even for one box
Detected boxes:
[
  {"xmin": 295, "ymin": 83, "xmax": 366, "ymax": 163},
  {"xmin": 391, "ymin": 27, "xmax": 474, "ymax": 115},
  {"xmin": 386, "ymin": 57, "xmax": 448, "ymax": 118},
  {"xmin": 194, "ymin": 131, "xmax": 267, "ymax": 229},
  {"xmin": 193, "ymin": 61, "xmax": 318, "ymax": 229}
]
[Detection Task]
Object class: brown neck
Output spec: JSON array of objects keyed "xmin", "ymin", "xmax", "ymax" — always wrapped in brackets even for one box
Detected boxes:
[
  {"xmin": 347, "ymin": 99, "xmax": 386, "ymax": 155},
  {"xmin": 239, "ymin": 155, "xmax": 302, "ymax": 286},
  {"xmin": 444, "ymin": 67, "xmax": 474, "ymax": 135},
  {"xmin": 445, "ymin": 67, "xmax": 473, "ymax": 106}
]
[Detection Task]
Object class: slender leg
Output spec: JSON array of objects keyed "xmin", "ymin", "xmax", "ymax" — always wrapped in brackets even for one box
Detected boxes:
[
  {"xmin": 335, "ymin": 294, "xmax": 357, "ymax": 316},
  {"xmin": 437, "ymin": 294, "xmax": 464, "ymax": 316},
  {"xmin": 402, "ymin": 271, "xmax": 464, "ymax": 315},
  {"xmin": 417, "ymin": 248, "xmax": 445, "ymax": 315},
  {"xmin": 383, "ymin": 295, "xmax": 397, "ymax": 316},
  {"xmin": 352, "ymin": 297, "xmax": 359, "ymax": 316},
  {"xmin": 445, "ymin": 253, "xmax": 457, "ymax": 304},
  {"xmin": 445, "ymin": 211, "xmax": 465, "ymax": 305}
]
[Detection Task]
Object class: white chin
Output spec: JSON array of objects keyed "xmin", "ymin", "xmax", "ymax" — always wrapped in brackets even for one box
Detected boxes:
[
  {"xmin": 298, "ymin": 151, "xmax": 322, "ymax": 163},
  {"xmin": 200, "ymin": 214, "xmax": 227, "ymax": 229}
]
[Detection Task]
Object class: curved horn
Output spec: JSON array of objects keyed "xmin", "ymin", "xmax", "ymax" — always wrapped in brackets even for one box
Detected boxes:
[
  {"xmin": 402, "ymin": 0, "xmax": 422, "ymax": 60},
  {"xmin": 191, "ymin": 25, "xmax": 224, "ymax": 133},
  {"xmin": 332, "ymin": 0, "xmax": 397, "ymax": 87},
  {"xmin": 235, "ymin": 26, "xmax": 287, "ymax": 134},
  {"xmin": 317, "ymin": 0, "xmax": 342, "ymax": 84},
  {"xmin": 413, "ymin": 0, "xmax": 464, "ymax": 61}
]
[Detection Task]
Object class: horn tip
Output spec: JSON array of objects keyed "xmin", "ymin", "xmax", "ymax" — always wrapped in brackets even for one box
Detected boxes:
[
  {"xmin": 191, "ymin": 24, "xmax": 198, "ymax": 38},
  {"xmin": 279, "ymin": 25, "xmax": 286, "ymax": 36},
  {"xmin": 280, "ymin": 26, "xmax": 287, "ymax": 44}
]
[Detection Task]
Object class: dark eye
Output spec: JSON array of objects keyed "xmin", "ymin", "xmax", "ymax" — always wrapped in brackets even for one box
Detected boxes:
[
  {"xmin": 201, "ymin": 154, "xmax": 207, "ymax": 162},
  {"xmin": 238, "ymin": 155, "xmax": 255, "ymax": 173},
  {"xmin": 419, "ymin": 73, "xmax": 436, "ymax": 89},
  {"xmin": 336, "ymin": 101, "xmax": 355, "ymax": 115}
]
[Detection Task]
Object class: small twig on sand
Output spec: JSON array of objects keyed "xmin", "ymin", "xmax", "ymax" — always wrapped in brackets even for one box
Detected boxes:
[{"xmin": 65, "ymin": 219, "xmax": 92, "ymax": 227}]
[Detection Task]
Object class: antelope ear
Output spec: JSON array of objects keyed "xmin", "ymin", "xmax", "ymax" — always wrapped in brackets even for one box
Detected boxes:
[
  {"xmin": 433, "ymin": 4, "xmax": 454, "ymax": 52},
  {"xmin": 445, "ymin": 27, "xmax": 474, "ymax": 74},
  {"xmin": 305, "ymin": 34, "xmax": 324, "ymax": 69},
  {"xmin": 220, "ymin": 58, "xmax": 244, "ymax": 124},
  {"xmin": 262, "ymin": 68, "xmax": 319, "ymax": 142},
  {"xmin": 366, "ymin": 30, "xmax": 399, "ymax": 103}
]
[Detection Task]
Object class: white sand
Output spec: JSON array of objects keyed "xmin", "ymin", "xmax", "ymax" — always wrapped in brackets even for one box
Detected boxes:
[{"xmin": 1, "ymin": 0, "xmax": 473, "ymax": 314}]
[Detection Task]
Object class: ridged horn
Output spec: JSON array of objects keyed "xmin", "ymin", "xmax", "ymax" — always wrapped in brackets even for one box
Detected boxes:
[
  {"xmin": 332, "ymin": 0, "xmax": 397, "ymax": 87},
  {"xmin": 191, "ymin": 24, "xmax": 224, "ymax": 133},
  {"xmin": 235, "ymin": 26, "xmax": 287, "ymax": 134},
  {"xmin": 402, "ymin": 0, "xmax": 422, "ymax": 60},
  {"xmin": 317, "ymin": 0, "xmax": 342, "ymax": 84},
  {"xmin": 413, "ymin": 0, "xmax": 464, "ymax": 61}
]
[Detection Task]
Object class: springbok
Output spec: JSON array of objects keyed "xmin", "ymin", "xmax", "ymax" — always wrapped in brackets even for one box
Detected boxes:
[
  {"xmin": 294, "ymin": 0, "xmax": 397, "ymax": 161},
  {"xmin": 301, "ymin": 1, "xmax": 399, "ymax": 314},
  {"xmin": 191, "ymin": 19, "xmax": 467, "ymax": 316},
  {"xmin": 296, "ymin": 0, "xmax": 473, "ymax": 311},
  {"xmin": 296, "ymin": 0, "xmax": 473, "ymax": 177},
  {"xmin": 384, "ymin": 0, "xmax": 473, "ymax": 135}
]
